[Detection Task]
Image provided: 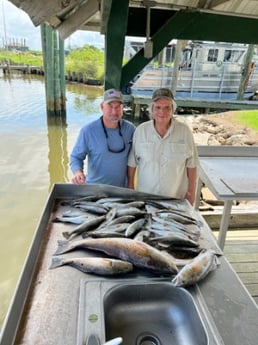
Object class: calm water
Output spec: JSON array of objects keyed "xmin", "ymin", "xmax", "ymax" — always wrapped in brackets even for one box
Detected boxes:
[{"xmin": 0, "ymin": 71, "xmax": 105, "ymax": 329}]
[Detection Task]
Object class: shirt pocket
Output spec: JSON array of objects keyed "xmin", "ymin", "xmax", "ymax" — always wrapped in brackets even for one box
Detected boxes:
[
  {"xmin": 135, "ymin": 142, "xmax": 155, "ymax": 164},
  {"xmin": 161, "ymin": 143, "xmax": 187, "ymax": 166}
]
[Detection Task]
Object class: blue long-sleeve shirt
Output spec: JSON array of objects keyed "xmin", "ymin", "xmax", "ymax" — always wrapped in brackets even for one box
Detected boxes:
[{"xmin": 70, "ymin": 117, "xmax": 135, "ymax": 187}]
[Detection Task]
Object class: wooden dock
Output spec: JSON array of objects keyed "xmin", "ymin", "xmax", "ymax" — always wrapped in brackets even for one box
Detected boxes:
[
  {"xmin": 0, "ymin": 64, "xmax": 44, "ymax": 75},
  {"xmin": 213, "ymin": 228, "xmax": 258, "ymax": 305},
  {"xmin": 130, "ymin": 95, "xmax": 258, "ymax": 116}
]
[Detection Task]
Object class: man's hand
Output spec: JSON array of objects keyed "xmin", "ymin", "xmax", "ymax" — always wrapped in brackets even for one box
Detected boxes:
[{"xmin": 71, "ymin": 170, "xmax": 85, "ymax": 185}]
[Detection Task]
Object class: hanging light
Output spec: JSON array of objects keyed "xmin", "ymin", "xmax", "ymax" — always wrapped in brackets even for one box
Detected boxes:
[{"xmin": 143, "ymin": 0, "xmax": 156, "ymax": 58}]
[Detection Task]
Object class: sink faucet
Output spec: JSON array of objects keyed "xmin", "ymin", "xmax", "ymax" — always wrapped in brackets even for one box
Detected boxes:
[
  {"xmin": 86, "ymin": 334, "xmax": 123, "ymax": 345},
  {"xmin": 103, "ymin": 337, "xmax": 123, "ymax": 345}
]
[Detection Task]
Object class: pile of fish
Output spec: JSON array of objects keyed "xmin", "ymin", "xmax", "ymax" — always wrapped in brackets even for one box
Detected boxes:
[{"xmin": 50, "ymin": 194, "xmax": 220, "ymax": 286}]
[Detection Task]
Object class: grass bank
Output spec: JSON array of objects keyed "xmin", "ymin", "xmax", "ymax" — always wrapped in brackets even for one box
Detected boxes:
[
  {"xmin": 235, "ymin": 110, "xmax": 258, "ymax": 131},
  {"xmin": 0, "ymin": 45, "xmax": 105, "ymax": 81}
]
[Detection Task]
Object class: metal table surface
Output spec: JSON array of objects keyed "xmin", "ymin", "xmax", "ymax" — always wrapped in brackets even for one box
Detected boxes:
[
  {"xmin": 1, "ymin": 183, "xmax": 258, "ymax": 345},
  {"xmin": 195, "ymin": 146, "xmax": 258, "ymax": 250}
]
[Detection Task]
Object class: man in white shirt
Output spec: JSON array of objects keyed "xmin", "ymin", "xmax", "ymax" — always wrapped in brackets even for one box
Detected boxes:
[{"xmin": 127, "ymin": 88, "xmax": 198, "ymax": 205}]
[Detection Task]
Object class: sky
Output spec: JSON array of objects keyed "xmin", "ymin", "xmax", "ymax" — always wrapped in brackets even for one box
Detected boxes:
[{"xmin": 0, "ymin": 0, "xmax": 105, "ymax": 51}]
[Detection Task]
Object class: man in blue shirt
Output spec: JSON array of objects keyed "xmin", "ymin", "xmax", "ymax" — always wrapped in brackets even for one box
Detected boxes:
[{"xmin": 70, "ymin": 89, "xmax": 135, "ymax": 187}]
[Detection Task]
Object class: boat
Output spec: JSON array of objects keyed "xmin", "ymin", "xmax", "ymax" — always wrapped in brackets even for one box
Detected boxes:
[{"xmin": 130, "ymin": 41, "xmax": 258, "ymax": 100}]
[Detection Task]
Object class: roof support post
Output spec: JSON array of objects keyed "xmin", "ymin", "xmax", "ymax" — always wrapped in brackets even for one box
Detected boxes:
[
  {"xmin": 104, "ymin": 0, "xmax": 129, "ymax": 90},
  {"xmin": 41, "ymin": 23, "xmax": 66, "ymax": 116},
  {"xmin": 237, "ymin": 44, "xmax": 255, "ymax": 100}
]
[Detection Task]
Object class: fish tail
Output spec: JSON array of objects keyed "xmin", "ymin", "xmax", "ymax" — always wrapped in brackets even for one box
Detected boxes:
[
  {"xmin": 54, "ymin": 240, "xmax": 71, "ymax": 255},
  {"xmin": 62, "ymin": 231, "xmax": 72, "ymax": 240},
  {"xmin": 49, "ymin": 256, "xmax": 64, "ymax": 269}
]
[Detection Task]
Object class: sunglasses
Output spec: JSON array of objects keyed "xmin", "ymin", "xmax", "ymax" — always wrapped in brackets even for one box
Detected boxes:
[{"xmin": 101, "ymin": 116, "xmax": 126, "ymax": 153}]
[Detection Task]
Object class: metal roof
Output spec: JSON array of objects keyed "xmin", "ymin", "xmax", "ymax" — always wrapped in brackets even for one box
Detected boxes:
[{"xmin": 9, "ymin": 0, "xmax": 258, "ymax": 42}]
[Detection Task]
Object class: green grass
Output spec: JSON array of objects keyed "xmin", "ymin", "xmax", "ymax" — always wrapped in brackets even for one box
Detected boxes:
[
  {"xmin": 0, "ymin": 50, "xmax": 43, "ymax": 66},
  {"xmin": 235, "ymin": 110, "xmax": 258, "ymax": 131}
]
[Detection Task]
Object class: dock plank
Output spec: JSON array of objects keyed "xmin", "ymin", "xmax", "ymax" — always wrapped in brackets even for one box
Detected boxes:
[{"xmin": 213, "ymin": 228, "xmax": 258, "ymax": 305}]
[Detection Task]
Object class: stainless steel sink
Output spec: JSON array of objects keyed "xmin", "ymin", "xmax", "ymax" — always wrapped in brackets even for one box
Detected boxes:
[
  {"xmin": 77, "ymin": 279, "xmax": 223, "ymax": 345},
  {"xmin": 103, "ymin": 282, "xmax": 207, "ymax": 345}
]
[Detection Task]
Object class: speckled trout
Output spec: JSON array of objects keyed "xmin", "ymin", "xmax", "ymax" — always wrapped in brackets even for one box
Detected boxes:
[
  {"xmin": 49, "ymin": 256, "xmax": 133, "ymax": 275},
  {"xmin": 172, "ymin": 249, "xmax": 220, "ymax": 287},
  {"xmin": 54, "ymin": 237, "xmax": 178, "ymax": 275}
]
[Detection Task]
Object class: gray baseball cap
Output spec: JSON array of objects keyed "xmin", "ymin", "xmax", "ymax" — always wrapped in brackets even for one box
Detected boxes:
[
  {"xmin": 103, "ymin": 89, "xmax": 123, "ymax": 103},
  {"xmin": 152, "ymin": 88, "xmax": 174, "ymax": 101}
]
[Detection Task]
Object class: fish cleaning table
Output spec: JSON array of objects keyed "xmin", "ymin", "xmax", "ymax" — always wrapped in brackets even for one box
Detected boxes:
[
  {"xmin": 1, "ymin": 184, "xmax": 258, "ymax": 345},
  {"xmin": 195, "ymin": 146, "xmax": 258, "ymax": 250}
]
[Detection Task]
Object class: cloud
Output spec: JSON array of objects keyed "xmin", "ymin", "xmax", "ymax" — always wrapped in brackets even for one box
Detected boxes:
[{"xmin": 0, "ymin": 0, "xmax": 104, "ymax": 51}]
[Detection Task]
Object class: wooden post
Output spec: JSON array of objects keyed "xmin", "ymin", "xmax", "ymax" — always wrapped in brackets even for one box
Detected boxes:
[
  {"xmin": 41, "ymin": 23, "xmax": 66, "ymax": 116},
  {"xmin": 237, "ymin": 44, "xmax": 255, "ymax": 100},
  {"xmin": 171, "ymin": 40, "xmax": 183, "ymax": 96}
]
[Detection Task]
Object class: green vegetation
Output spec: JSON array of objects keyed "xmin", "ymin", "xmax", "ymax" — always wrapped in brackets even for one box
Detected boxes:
[
  {"xmin": 0, "ymin": 50, "xmax": 43, "ymax": 65},
  {"xmin": 0, "ymin": 45, "xmax": 105, "ymax": 81},
  {"xmin": 235, "ymin": 110, "xmax": 258, "ymax": 131},
  {"xmin": 65, "ymin": 45, "xmax": 104, "ymax": 81}
]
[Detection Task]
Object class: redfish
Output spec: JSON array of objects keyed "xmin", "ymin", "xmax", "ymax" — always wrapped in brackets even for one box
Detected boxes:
[
  {"xmin": 172, "ymin": 249, "xmax": 220, "ymax": 287},
  {"xmin": 54, "ymin": 237, "xmax": 178, "ymax": 275}
]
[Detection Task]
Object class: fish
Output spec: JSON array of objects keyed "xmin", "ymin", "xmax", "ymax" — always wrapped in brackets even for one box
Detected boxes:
[
  {"xmin": 105, "ymin": 207, "xmax": 117, "ymax": 222},
  {"xmin": 96, "ymin": 197, "xmax": 135, "ymax": 204},
  {"xmin": 49, "ymin": 256, "xmax": 133, "ymax": 275},
  {"xmin": 97, "ymin": 215, "xmax": 136, "ymax": 230},
  {"xmin": 61, "ymin": 193, "xmax": 108, "ymax": 205},
  {"xmin": 74, "ymin": 203, "xmax": 109, "ymax": 215},
  {"xmin": 149, "ymin": 219, "xmax": 200, "ymax": 239},
  {"xmin": 89, "ymin": 223, "xmax": 131, "ymax": 237},
  {"xmin": 115, "ymin": 207, "xmax": 146, "ymax": 217},
  {"xmin": 157, "ymin": 244, "xmax": 202, "ymax": 259},
  {"xmin": 89, "ymin": 231, "xmax": 126, "ymax": 239},
  {"xmin": 62, "ymin": 210, "xmax": 84, "ymax": 217},
  {"xmin": 54, "ymin": 237, "xmax": 178, "ymax": 275},
  {"xmin": 171, "ymin": 249, "xmax": 220, "ymax": 287},
  {"xmin": 133, "ymin": 229, "xmax": 152, "ymax": 242},
  {"xmin": 62, "ymin": 215, "xmax": 106, "ymax": 240},
  {"xmin": 151, "ymin": 215, "xmax": 188, "ymax": 232},
  {"xmin": 125, "ymin": 218, "xmax": 146, "ymax": 237},
  {"xmin": 148, "ymin": 231, "xmax": 199, "ymax": 247},
  {"xmin": 145, "ymin": 200, "xmax": 182, "ymax": 211},
  {"xmin": 156, "ymin": 210, "xmax": 202, "ymax": 226},
  {"xmin": 120, "ymin": 201, "xmax": 146, "ymax": 209},
  {"xmin": 71, "ymin": 193, "xmax": 108, "ymax": 202},
  {"xmin": 148, "ymin": 226, "xmax": 196, "ymax": 242},
  {"xmin": 53, "ymin": 215, "xmax": 86, "ymax": 225}
]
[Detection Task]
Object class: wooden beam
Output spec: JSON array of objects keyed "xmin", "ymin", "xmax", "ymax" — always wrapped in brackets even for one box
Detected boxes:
[
  {"xmin": 41, "ymin": 23, "xmax": 66, "ymax": 115},
  {"xmin": 104, "ymin": 0, "xmax": 129, "ymax": 90},
  {"xmin": 12, "ymin": 0, "xmax": 79, "ymax": 27},
  {"xmin": 57, "ymin": 0, "xmax": 99, "ymax": 39}
]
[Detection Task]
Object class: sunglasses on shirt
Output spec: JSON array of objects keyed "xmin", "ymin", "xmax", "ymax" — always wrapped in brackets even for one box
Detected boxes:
[{"xmin": 101, "ymin": 116, "xmax": 126, "ymax": 153}]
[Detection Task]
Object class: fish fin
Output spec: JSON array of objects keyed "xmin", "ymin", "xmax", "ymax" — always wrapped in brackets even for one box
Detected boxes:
[
  {"xmin": 212, "ymin": 255, "xmax": 220, "ymax": 270},
  {"xmin": 54, "ymin": 240, "xmax": 70, "ymax": 255},
  {"xmin": 49, "ymin": 256, "xmax": 64, "ymax": 269},
  {"xmin": 52, "ymin": 217, "xmax": 59, "ymax": 222}
]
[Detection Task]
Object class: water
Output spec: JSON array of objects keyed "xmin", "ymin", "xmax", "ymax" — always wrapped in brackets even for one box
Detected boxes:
[{"xmin": 0, "ymin": 71, "xmax": 104, "ymax": 330}]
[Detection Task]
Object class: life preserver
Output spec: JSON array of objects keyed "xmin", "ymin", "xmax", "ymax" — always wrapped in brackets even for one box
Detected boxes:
[{"xmin": 216, "ymin": 60, "xmax": 222, "ymax": 67}]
